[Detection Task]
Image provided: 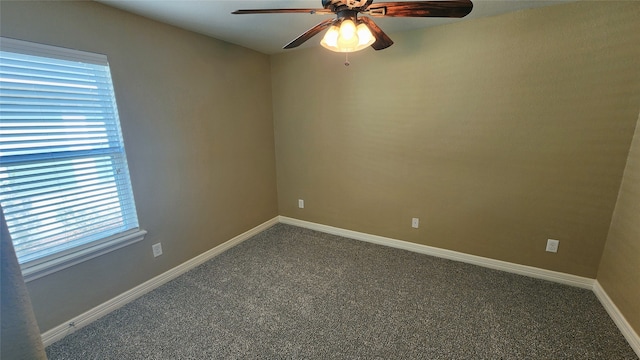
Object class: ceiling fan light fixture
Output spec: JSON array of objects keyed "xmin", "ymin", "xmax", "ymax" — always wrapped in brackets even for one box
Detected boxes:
[
  {"xmin": 321, "ymin": 19, "xmax": 374, "ymax": 53},
  {"xmin": 234, "ymin": 0, "xmax": 475, "ymax": 52}
]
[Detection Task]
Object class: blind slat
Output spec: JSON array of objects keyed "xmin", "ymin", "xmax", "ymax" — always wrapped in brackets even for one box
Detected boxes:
[
  {"xmin": 4, "ymin": 186, "xmax": 121, "ymax": 216},
  {"xmin": 13, "ymin": 200, "xmax": 122, "ymax": 239},
  {"xmin": 1, "ymin": 181, "xmax": 119, "ymax": 207},
  {"xmin": 8, "ymin": 201, "xmax": 136, "ymax": 234},
  {"xmin": 11, "ymin": 206, "xmax": 125, "ymax": 242}
]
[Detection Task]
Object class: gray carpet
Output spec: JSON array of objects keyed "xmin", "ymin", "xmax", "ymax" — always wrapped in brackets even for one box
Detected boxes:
[{"xmin": 46, "ymin": 224, "xmax": 637, "ymax": 359}]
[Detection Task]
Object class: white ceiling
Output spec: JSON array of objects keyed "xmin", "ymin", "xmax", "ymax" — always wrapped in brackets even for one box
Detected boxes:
[{"xmin": 96, "ymin": 0, "xmax": 575, "ymax": 54}]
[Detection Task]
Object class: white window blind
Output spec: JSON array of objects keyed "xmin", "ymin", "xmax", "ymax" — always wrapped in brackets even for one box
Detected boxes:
[{"xmin": 0, "ymin": 38, "xmax": 144, "ymax": 279}]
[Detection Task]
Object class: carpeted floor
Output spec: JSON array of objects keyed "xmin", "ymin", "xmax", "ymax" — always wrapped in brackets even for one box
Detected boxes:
[{"xmin": 46, "ymin": 224, "xmax": 637, "ymax": 359}]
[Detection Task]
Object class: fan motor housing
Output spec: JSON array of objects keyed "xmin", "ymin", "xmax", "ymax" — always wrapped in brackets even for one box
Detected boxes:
[
  {"xmin": 336, "ymin": 9, "xmax": 359, "ymax": 20},
  {"xmin": 323, "ymin": 0, "xmax": 371, "ymax": 11}
]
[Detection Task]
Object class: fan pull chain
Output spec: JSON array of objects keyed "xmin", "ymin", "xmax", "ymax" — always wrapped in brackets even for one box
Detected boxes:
[{"xmin": 344, "ymin": 53, "xmax": 350, "ymax": 67}]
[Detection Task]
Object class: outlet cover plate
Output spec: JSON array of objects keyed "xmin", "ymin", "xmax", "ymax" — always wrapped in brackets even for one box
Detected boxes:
[
  {"xmin": 546, "ymin": 239, "xmax": 559, "ymax": 253},
  {"xmin": 412, "ymin": 218, "xmax": 419, "ymax": 228},
  {"xmin": 152, "ymin": 243, "xmax": 163, "ymax": 257}
]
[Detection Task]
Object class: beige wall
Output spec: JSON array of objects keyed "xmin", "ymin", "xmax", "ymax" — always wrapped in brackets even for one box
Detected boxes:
[
  {"xmin": 0, "ymin": 1, "xmax": 278, "ymax": 332},
  {"xmin": 598, "ymin": 112, "xmax": 640, "ymax": 334},
  {"xmin": 272, "ymin": 1, "xmax": 640, "ymax": 278}
]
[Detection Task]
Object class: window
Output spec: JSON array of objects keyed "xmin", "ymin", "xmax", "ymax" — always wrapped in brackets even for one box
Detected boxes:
[{"xmin": 0, "ymin": 38, "xmax": 145, "ymax": 281}]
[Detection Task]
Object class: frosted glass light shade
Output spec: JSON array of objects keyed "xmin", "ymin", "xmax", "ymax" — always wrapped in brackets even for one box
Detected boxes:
[{"xmin": 320, "ymin": 26, "xmax": 340, "ymax": 48}]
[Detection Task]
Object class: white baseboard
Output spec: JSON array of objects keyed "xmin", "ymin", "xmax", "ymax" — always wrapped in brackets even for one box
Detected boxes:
[
  {"xmin": 593, "ymin": 281, "xmax": 640, "ymax": 358},
  {"xmin": 279, "ymin": 216, "xmax": 594, "ymax": 289},
  {"xmin": 41, "ymin": 216, "xmax": 279, "ymax": 346}
]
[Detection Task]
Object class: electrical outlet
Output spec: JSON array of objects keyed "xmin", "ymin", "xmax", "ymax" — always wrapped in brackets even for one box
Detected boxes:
[
  {"xmin": 152, "ymin": 243, "xmax": 163, "ymax": 257},
  {"xmin": 546, "ymin": 239, "xmax": 559, "ymax": 253},
  {"xmin": 412, "ymin": 218, "xmax": 419, "ymax": 229},
  {"xmin": 298, "ymin": 199, "xmax": 304, "ymax": 209}
]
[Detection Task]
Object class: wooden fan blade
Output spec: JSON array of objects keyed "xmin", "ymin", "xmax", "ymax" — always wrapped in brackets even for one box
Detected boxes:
[
  {"xmin": 360, "ymin": 17, "xmax": 394, "ymax": 50},
  {"xmin": 367, "ymin": 0, "xmax": 473, "ymax": 18},
  {"xmin": 283, "ymin": 19, "xmax": 337, "ymax": 49},
  {"xmin": 232, "ymin": 9, "xmax": 332, "ymax": 15}
]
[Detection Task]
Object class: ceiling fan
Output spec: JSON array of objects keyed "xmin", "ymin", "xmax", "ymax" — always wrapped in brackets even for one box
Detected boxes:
[{"xmin": 233, "ymin": 0, "xmax": 473, "ymax": 53}]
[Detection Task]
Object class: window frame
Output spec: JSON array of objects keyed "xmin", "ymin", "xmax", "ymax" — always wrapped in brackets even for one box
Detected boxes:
[{"xmin": 0, "ymin": 37, "xmax": 146, "ymax": 282}]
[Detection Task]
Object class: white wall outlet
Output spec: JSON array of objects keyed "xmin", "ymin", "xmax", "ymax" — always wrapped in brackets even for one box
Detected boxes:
[
  {"xmin": 298, "ymin": 199, "xmax": 304, "ymax": 209},
  {"xmin": 412, "ymin": 218, "xmax": 419, "ymax": 229},
  {"xmin": 546, "ymin": 239, "xmax": 559, "ymax": 253},
  {"xmin": 152, "ymin": 243, "xmax": 163, "ymax": 257}
]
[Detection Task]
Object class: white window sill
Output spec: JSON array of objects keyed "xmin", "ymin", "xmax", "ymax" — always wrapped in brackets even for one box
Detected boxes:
[{"xmin": 22, "ymin": 229, "xmax": 148, "ymax": 282}]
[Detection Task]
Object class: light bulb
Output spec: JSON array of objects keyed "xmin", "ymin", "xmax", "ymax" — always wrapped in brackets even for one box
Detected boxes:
[{"xmin": 339, "ymin": 19, "xmax": 357, "ymax": 40}]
